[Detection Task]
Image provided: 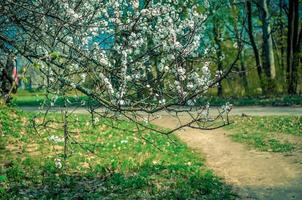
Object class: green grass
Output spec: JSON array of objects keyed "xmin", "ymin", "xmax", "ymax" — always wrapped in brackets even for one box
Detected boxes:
[
  {"xmin": 196, "ymin": 95, "xmax": 302, "ymax": 106},
  {"xmin": 0, "ymin": 106, "xmax": 234, "ymax": 199},
  {"xmin": 10, "ymin": 89, "xmax": 302, "ymax": 107},
  {"xmin": 11, "ymin": 94, "xmax": 98, "ymax": 107},
  {"xmin": 225, "ymin": 116, "xmax": 302, "ymax": 152}
]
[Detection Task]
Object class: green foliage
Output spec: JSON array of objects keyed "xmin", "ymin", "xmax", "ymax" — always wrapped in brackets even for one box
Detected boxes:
[
  {"xmin": 0, "ymin": 106, "xmax": 235, "ymax": 199},
  {"xmin": 49, "ymin": 51, "xmax": 61, "ymax": 60},
  {"xmin": 6, "ymin": 162, "xmax": 25, "ymax": 182},
  {"xmin": 226, "ymin": 116, "xmax": 301, "ymax": 152},
  {"xmin": 33, "ymin": 62, "xmax": 42, "ymax": 70},
  {"xmin": 0, "ymin": 106, "xmax": 31, "ymax": 138},
  {"xmin": 0, "ymin": 175, "xmax": 7, "ymax": 183}
]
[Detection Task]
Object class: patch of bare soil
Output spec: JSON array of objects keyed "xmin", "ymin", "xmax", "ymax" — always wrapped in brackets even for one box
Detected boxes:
[{"xmin": 153, "ymin": 116, "xmax": 302, "ymax": 200}]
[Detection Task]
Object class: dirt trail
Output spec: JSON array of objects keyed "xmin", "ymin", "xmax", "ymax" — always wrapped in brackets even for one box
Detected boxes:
[
  {"xmin": 20, "ymin": 105, "xmax": 302, "ymax": 116},
  {"xmin": 20, "ymin": 106, "xmax": 302, "ymax": 199},
  {"xmin": 153, "ymin": 116, "xmax": 302, "ymax": 200}
]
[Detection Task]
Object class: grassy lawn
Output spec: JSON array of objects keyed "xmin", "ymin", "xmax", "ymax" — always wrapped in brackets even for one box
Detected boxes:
[
  {"xmin": 11, "ymin": 90, "xmax": 302, "ymax": 107},
  {"xmin": 0, "ymin": 106, "xmax": 234, "ymax": 199},
  {"xmin": 11, "ymin": 92, "xmax": 95, "ymax": 107},
  {"xmin": 225, "ymin": 116, "xmax": 302, "ymax": 152}
]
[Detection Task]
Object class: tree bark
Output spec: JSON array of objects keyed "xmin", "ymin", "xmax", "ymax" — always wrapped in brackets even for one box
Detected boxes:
[
  {"xmin": 0, "ymin": 53, "xmax": 16, "ymax": 103},
  {"xmin": 231, "ymin": 0, "xmax": 249, "ymax": 95},
  {"xmin": 245, "ymin": 0, "xmax": 265, "ymax": 93},
  {"xmin": 258, "ymin": 0, "xmax": 276, "ymax": 93},
  {"xmin": 287, "ymin": 0, "xmax": 300, "ymax": 94},
  {"xmin": 278, "ymin": 0, "xmax": 286, "ymax": 92}
]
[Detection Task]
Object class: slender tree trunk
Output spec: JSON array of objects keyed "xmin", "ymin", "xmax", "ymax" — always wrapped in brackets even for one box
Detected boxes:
[
  {"xmin": 287, "ymin": 0, "xmax": 300, "ymax": 94},
  {"xmin": 213, "ymin": 22, "xmax": 223, "ymax": 97},
  {"xmin": 231, "ymin": 0, "xmax": 249, "ymax": 95},
  {"xmin": 89, "ymin": 101, "xmax": 96, "ymax": 128},
  {"xmin": 245, "ymin": 0, "xmax": 265, "ymax": 93},
  {"xmin": 258, "ymin": 0, "xmax": 276, "ymax": 93},
  {"xmin": 239, "ymin": 51, "xmax": 249, "ymax": 94},
  {"xmin": 279, "ymin": 0, "xmax": 286, "ymax": 92}
]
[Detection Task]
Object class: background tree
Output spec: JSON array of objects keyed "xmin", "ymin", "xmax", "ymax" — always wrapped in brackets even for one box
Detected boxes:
[
  {"xmin": 229, "ymin": 0, "xmax": 249, "ymax": 95},
  {"xmin": 0, "ymin": 52, "xmax": 17, "ymax": 103},
  {"xmin": 258, "ymin": 0, "xmax": 277, "ymax": 93},
  {"xmin": 287, "ymin": 0, "xmax": 301, "ymax": 94}
]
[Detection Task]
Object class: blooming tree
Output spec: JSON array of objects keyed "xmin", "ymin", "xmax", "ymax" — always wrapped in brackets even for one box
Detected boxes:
[{"xmin": 1, "ymin": 0, "xmax": 240, "ymax": 157}]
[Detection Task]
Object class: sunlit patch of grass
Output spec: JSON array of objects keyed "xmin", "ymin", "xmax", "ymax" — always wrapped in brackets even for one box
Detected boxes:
[
  {"xmin": 225, "ymin": 116, "xmax": 301, "ymax": 152},
  {"xmin": 0, "ymin": 106, "xmax": 235, "ymax": 199}
]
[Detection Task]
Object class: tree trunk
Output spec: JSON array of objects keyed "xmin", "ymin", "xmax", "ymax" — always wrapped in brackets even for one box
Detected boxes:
[
  {"xmin": 245, "ymin": 0, "xmax": 265, "ymax": 93},
  {"xmin": 287, "ymin": 0, "xmax": 300, "ymax": 94},
  {"xmin": 0, "ymin": 53, "xmax": 16, "ymax": 103},
  {"xmin": 279, "ymin": 0, "xmax": 286, "ymax": 93},
  {"xmin": 258, "ymin": 0, "xmax": 276, "ymax": 93},
  {"xmin": 231, "ymin": 0, "xmax": 249, "ymax": 95}
]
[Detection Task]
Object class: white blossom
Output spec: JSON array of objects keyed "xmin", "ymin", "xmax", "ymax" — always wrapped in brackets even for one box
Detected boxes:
[
  {"xmin": 54, "ymin": 158, "xmax": 62, "ymax": 169},
  {"xmin": 120, "ymin": 140, "xmax": 128, "ymax": 144},
  {"xmin": 48, "ymin": 135, "xmax": 64, "ymax": 143}
]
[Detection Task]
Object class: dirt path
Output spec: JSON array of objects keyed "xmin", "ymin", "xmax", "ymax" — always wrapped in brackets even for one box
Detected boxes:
[
  {"xmin": 20, "ymin": 106, "xmax": 302, "ymax": 199},
  {"xmin": 153, "ymin": 116, "xmax": 302, "ymax": 200},
  {"xmin": 19, "ymin": 106, "xmax": 302, "ymax": 116}
]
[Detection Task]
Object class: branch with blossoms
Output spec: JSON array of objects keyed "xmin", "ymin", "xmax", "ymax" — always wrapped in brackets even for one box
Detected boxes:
[{"xmin": 1, "ymin": 0, "xmax": 242, "ymax": 158}]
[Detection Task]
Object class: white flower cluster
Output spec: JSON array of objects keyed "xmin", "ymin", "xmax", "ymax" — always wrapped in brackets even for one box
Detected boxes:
[
  {"xmin": 187, "ymin": 62, "xmax": 211, "ymax": 93},
  {"xmin": 99, "ymin": 73, "xmax": 114, "ymax": 95},
  {"xmin": 120, "ymin": 140, "xmax": 128, "ymax": 144},
  {"xmin": 215, "ymin": 70, "xmax": 223, "ymax": 79},
  {"xmin": 61, "ymin": 2, "xmax": 80, "ymax": 21},
  {"xmin": 37, "ymin": 0, "xmax": 213, "ymax": 107},
  {"xmin": 54, "ymin": 158, "xmax": 62, "ymax": 169},
  {"xmin": 176, "ymin": 67, "xmax": 186, "ymax": 81},
  {"xmin": 159, "ymin": 98, "xmax": 166, "ymax": 105},
  {"xmin": 222, "ymin": 102, "xmax": 232, "ymax": 113},
  {"xmin": 48, "ymin": 135, "xmax": 64, "ymax": 143}
]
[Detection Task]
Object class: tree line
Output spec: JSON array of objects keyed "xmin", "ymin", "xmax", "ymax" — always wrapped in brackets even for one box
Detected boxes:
[{"xmin": 207, "ymin": 0, "xmax": 301, "ymax": 96}]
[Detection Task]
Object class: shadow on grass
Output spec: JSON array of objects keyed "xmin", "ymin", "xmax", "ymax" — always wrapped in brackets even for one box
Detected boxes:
[
  {"xmin": 1, "ymin": 164, "xmax": 235, "ymax": 200},
  {"xmin": 237, "ymin": 178, "xmax": 302, "ymax": 200}
]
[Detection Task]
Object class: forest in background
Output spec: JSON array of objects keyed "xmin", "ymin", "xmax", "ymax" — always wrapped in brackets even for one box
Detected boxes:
[{"xmin": 199, "ymin": 0, "xmax": 302, "ymax": 97}]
